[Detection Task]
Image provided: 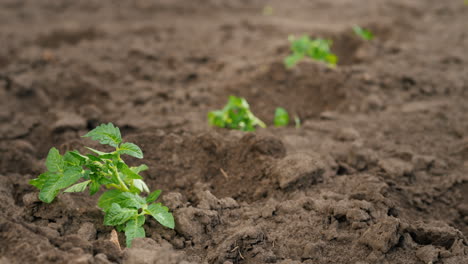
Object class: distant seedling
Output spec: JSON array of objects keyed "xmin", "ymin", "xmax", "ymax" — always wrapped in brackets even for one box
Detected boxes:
[
  {"xmin": 30, "ymin": 123, "xmax": 174, "ymax": 247},
  {"xmin": 274, "ymin": 107, "xmax": 289, "ymax": 127},
  {"xmin": 208, "ymin": 96, "xmax": 266, "ymax": 131},
  {"xmin": 285, "ymin": 35, "xmax": 338, "ymax": 68},
  {"xmin": 353, "ymin": 25, "xmax": 374, "ymax": 41}
]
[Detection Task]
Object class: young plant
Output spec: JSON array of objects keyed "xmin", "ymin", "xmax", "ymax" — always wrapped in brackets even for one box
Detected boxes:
[
  {"xmin": 294, "ymin": 116, "xmax": 301, "ymax": 129},
  {"xmin": 352, "ymin": 25, "xmax": 374, "ymax": 41},
  {"xmin": 29, "ymin": 123, "xmax": 174, "ymax": 247},
  {"xmin": 274, "ymin": 107, "xmax": 289, "ymax": 127},
  {"xmin": 208, "ymin": 95, "xmax": 266, "ymax": 131},
  {"xmin": 285, "ymin": 35, "xmax": 338, "ymax": 68}
]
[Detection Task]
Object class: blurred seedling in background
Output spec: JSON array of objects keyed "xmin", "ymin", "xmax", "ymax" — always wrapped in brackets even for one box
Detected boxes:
[
  {"xmin": 294, "ymin": 116, "xmax": 301, "ymax": 128},
  {"xmin": 285, "ymin": 35, "xmax": 338, "ymax": 68},
  {"xmin": 30, "ymin": 123, "xmax": 174, "ymax": 247},
  {"xmin": 263, "ymin": 5, "xmax": 274, "ymax": 16},
  {"xmin": 208, "ymin": 96, "xmax": 266, "ymax": 131},
  {"xmin": 274, "ymin": 107, "xmax": 289, "ymax": 127},
  {"xmin": 352, "ymin": 25, "xmax": 374, "ymax": 41}
]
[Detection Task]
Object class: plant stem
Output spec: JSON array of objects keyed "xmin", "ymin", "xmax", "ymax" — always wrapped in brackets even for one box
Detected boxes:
[{"xmin": 111, "ymin": 163, "xmax": 129, "ymax": 192}]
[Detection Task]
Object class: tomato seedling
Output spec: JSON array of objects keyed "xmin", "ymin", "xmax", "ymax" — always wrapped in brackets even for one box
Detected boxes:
[
  {"xmin": 208, "ymin": 96, "xmax": 266, "ymax": 131},
  {"xmin": 285, "ymin": 35, "xmax": 338, "ymax": 68},
  {"xmin": 30, "ymin": 123, "xmax": 174, "ymax": 247},
  {"xmin": 352, "ymin": 25, "xmax": 374, "ymax": 41},
  {"xmin": 274, "ymin": 107, "xmax": 289, "ymax": 127}
]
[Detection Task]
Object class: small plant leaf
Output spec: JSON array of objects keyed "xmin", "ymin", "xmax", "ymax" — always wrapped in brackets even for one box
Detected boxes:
[
  {"xmin": 146, "ymin": 203, "xmax": 174, "ymax": 229},
  {"xmin": 64, "ymin": 180, "xmax": 91, "ymax": 193},
  {"xmin": 89, "ymin": 180, "xmax": 101, "ymax": 195},
  {"xmin": 118, "ymin": 143, "xmax": 143, "ymax": 159},
  {"xmin": 294, "ymin": 116, "xmax": 301, "ymax": 128},
  {"xmin": 208, "ymin": 96, "xmax": 266, "ymax": 132},
  {"xmin": 117, "ymin": 162, "xmax": 143, "ymax": 180},
  {"xmin": 85, "ymin": 147, "xmax": 109, "ymax": 157},
  {"xmin": 39, "ymin": 167, "xmax": 85, "ymax": 203},
  {"xmin": 133, "ymin": 179, "xmax": 150, "ymax": 193},
  {"xmin": 146, "ymin": 190, "xmax": 161, "ymax": 203},
  {"xmin": 98, "ymin": 190, "xmax": 147, "ymax": 210},
  {"xmin": 285, "ymin": 53, "xmax": 305, "ymax": 68},
  {"xmin": 83, "ymin": 123, "xmax": 122, "ymax": 148},
  {"xmin": 353, "ymin": 25, "xmax": 374, "ymax": 41},
  {"xmin": 29, "ymin": 172, "xmax": 50, "ymax": 189},
  {"xmin": 125, "ymin": 215, "xmax": 146, "ymax": 247},
  {"xmin": 46, "ymin": 148, "xmax": 64, "ymax": 173},
  {"xmin": 130, "ymin": 164, "xmax": 148, "ymax": 174},
  {"xmin": 285, "ymin": 36, "xmax": 337, "ymax": 68},
  {"xmin": 103, "ymin": 203, "xmax": 138, "ymax": 226},
  {"xmin": 274, "ymin": 107, "xmax": 290, "ymax": 127}
]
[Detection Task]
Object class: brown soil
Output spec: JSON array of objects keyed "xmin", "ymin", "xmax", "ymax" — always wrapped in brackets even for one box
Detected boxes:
[{"xmin": 1, "ymin": 0, "xmax": 468, "ymax": 263}]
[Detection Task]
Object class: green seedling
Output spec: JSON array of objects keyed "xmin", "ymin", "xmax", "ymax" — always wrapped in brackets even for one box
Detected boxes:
[
  {"xmin": 29, "ymin": 123, "xmax": 174, "ymax": 247},
  {"xmin": 285, "ymin": 35, "xmax": 338, "ymax": 68},
  {"xmin": 352, "ymin": 25, "xmax": 374, "ymax": 41},
  {"xmin": 263, "ymin": 5, "xmax": 274, "ymax": 16},
  {"xmin": 294, "ymin": 116, "xmax": 301, "ymax": 128},
  {"xmin": 208, "ymin": 96, "xmax": 266, "ymax": 131},
  {"xmin": 274, "ymin": 107, "xmax": 289, "ymax": 127}
]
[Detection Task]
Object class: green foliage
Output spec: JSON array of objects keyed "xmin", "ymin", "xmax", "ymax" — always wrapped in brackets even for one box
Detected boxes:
[
  {"xmin": 285, "ymin": 35, "xmax": 338, "ymax": 68},
  {"xmin": 352, "ymin": 26, "xmax": 374, "ymax": 41},
  {"xmin": 29, "ymin": 123, "xmax": 174, "ymax": 247},
  {"xmin": 208, "ymin": 96, "xmax": 266, "ymax": 131},
  {"xmin": 274, "ymin": 107, "xmax": 289, "ymax": 127}
]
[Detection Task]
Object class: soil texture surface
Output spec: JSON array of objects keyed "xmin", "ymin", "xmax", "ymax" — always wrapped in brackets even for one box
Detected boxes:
[{"xmin": 1, "ymin": 0, "xmax": 468, "ymax": 263}]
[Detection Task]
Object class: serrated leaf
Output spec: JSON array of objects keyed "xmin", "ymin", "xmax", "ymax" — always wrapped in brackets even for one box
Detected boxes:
[
  {"xmin": 98, "ymin": 190, "xmax": 147, "ymax": 211},
  {"xmin": 46, "ymin": 148, "xmax": 64, "ymax": 173},
  {"xmin": 86, "ymin": 154, "xmax": 103, "ymax": 162},
  {"xmin": 117, "ymin": 143, "xmax": 143, "ymax": 159},
  {"xmin": 103, "ymin": 203, "xmax": 138, "ymax": 226},
  {"xmin": 67, "ymin": 150, "xmax": 88, "ymax": 162},
  {"xmin": 133, "ymin": 179, "xmax": 149, "ymax": 193},
  {"xmin": 125, "ymin": 215, "xmax": 146, "ymax": 247},
  {"xmin": 29, "ymin": 172, "xmax": 51, "ymax": 189},
  {"xmin": 85, "ymin": 147, "xmax": 109, "ymax": 156},
  {"xmin": 274, "ymin": 107, "xmax": 290, "ymax": 127},
  {"xmin": 64, "ymin": 151, "xmax": 84, "ymax": 167},
  {"xmin": 116, "ymin": 224, "xmax": 126, "ymax": 232},
  {"xmin": 117, "ymin": 162, "xmax": 142, "ymax": 180},
  {"xmin": 146, "ymin": 203, "xmax": 174, "ymax": 229},
  {"xmin": 83, "ymin": 123, "xmax": 122, "ymax": 148},
  {"xmin": 146, "ymin": 190, "xmax": 161, "ymax": 203},
  {"xmin": 130, "ymin": 164, "xmax": 148, "ymax": 174},
  {"xmin": 64, "ymin": 180, "xmax": 91, "ymax": 193},
  {"xmin": 39, "ymin": 167, "xmax": 84, "ymax": 203},
  {"xmin": 89, "ymin": 180, "xmax": 101, "ymax": 195}
]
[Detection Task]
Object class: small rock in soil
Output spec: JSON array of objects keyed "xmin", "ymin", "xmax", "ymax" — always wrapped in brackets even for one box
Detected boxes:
[
  {"xmin": 94, "ymin": 253, "xmax": 112, "ymax": 264},
  {"xmin": 92, "ymin": 240, "xmax": 122, "ymax": 262},
  {"xmin": 378, "ymin": 158, "xmax": 413, "ymax": 178},
  {"xmin": 334, "ymin": 127, "xmax": 361, "ymax": 141},
  {"xmin": 359, "ymin": 217, "xmax": 400, "ymax": 253},
  {"xmin": 416, "ymin": 245, "xmax": 440, "ymax": 264},
  {"xmin": 272, "ymin": 152, "xmax": 325, "ymax": 189},
  {"xmin": 161, "ymin": 192, "xmax": 185, "ymax": 209},
  {"xmin": 52, "ymin": 112, "xmax": 87, "ymax": 132},
  {"xmin": 22, "ymin": 192, "xmax": 40, "ymax": 206},
  {"xmin": 412, "ymin": 155, "xmax": 436, "ymax": 171},
  {"xmin": 197, "ymin": 190, "xmax": 238, "ymax": 210},
  {"xmin": 77, "ymin": 222, "xmax": 96, "ymax": 241}
]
